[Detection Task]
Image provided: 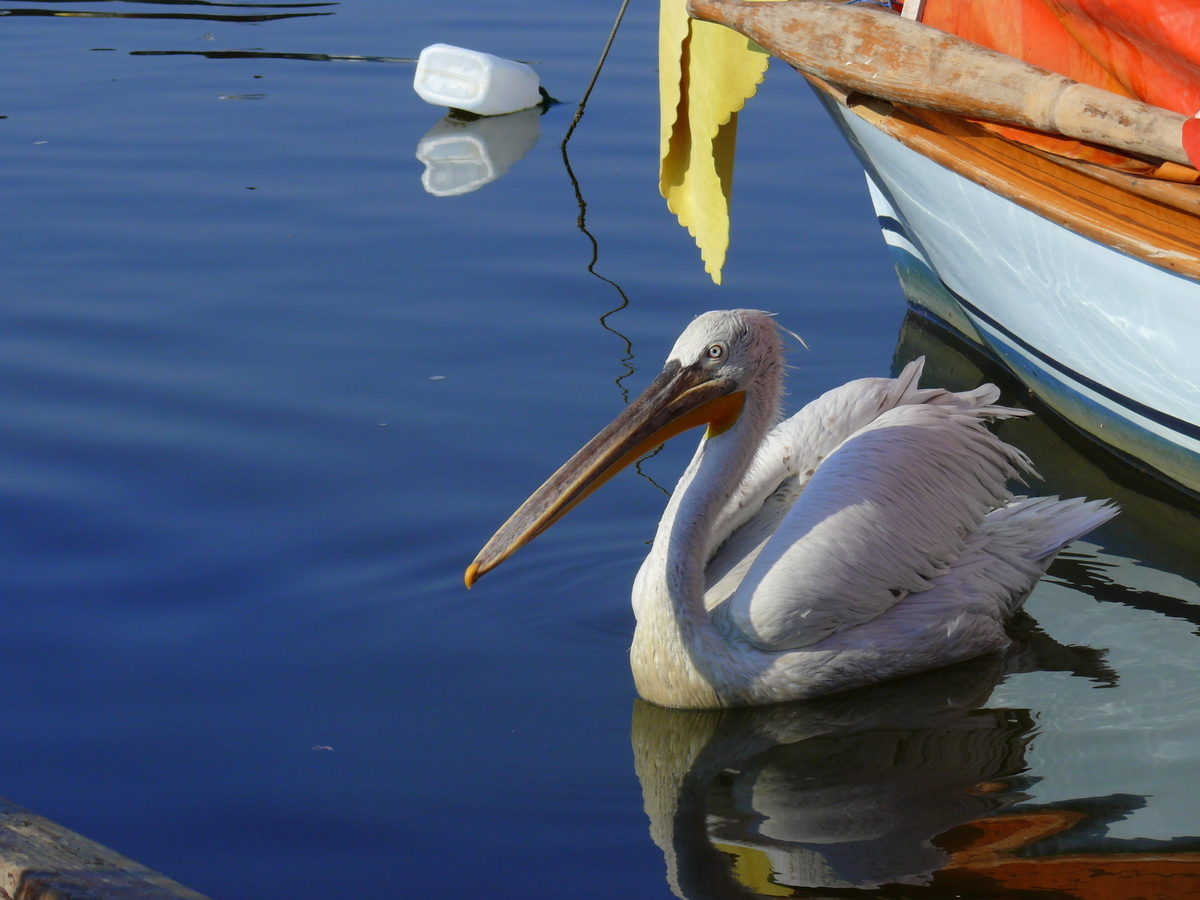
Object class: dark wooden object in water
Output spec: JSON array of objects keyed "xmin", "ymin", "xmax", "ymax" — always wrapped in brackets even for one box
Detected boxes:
[{"xmin": 0, "ymin": 797, "xmax": 208, "ymax": 900}]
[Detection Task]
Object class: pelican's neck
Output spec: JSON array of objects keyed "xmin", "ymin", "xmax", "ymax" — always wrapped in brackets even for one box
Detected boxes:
[
  {"xmin": 664, "ymin": 416, "xmax": 763, "ymax": 603},
  {"xmin": 631, "ymin": 381, "xmax": 778, "ymax": 707}
]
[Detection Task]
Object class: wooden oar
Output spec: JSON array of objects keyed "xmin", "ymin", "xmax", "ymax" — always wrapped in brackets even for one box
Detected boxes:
[{"xmin": 686, "ymin": 0, "xmax": 1197, "ymax": 168}]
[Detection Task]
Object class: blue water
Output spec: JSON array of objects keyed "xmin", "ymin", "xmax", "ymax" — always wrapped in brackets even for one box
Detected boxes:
[{"xmin": 2, "ymin": 2, "xmax": 1200, "ymax": 898}]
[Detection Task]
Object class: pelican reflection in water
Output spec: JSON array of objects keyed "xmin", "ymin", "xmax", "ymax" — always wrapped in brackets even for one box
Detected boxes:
[
  {"xmin": 468, "ymin": 310, "xmax": 1116, "ymax": 707},
  {"xmin": 631, "ymin": 625, "xmax": 1122, "ymax": 895}
]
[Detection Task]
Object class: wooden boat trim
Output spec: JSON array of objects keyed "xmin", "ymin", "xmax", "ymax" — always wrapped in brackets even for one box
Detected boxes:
[
  {"xmin": 1036, "ymin": 153, "xmax": 1200, "ymax": 216},
  {"xmin": 808, "ymin": 77, "xmax": 1200, "ymax": 282}
]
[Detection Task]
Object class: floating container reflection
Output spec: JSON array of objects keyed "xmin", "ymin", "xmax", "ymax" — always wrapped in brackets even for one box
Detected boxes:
[{"xmin": 416, "ymin": 106, "xmax": 541, "ymax": 197}]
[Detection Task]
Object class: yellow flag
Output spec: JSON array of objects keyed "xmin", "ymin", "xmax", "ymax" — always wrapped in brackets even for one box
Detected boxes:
[{"xmin": 660, "ymin": 0, "xmax": 776, "ymax": 284}]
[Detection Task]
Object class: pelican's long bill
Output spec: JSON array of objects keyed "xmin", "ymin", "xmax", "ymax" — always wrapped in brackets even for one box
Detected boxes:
[{"xmin": 465, "ymin": 360, "xmax": 745, "ymax": 587}]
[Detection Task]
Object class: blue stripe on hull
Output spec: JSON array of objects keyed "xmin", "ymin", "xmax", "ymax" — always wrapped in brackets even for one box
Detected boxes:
[
  {"xmin": 878, "ymin": 235, "xmax": 1200, "ymax": 490},
  {"xmin": 950, "ymin": 280, "xmax": 1200, "ymax": 444}
]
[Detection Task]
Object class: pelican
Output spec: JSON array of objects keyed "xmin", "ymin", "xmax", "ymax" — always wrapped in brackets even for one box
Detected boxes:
[{"xmin": 467, "ymin": 310, "xmax": 1116, "ymax": 708}]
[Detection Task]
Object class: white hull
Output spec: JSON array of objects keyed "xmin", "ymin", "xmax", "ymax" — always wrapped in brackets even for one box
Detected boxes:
[{"xmin": 819, "ymin": 92, "xmax": 1200, "ymax": 494}]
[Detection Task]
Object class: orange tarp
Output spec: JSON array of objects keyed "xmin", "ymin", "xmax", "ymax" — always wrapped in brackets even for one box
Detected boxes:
[{"xmin": 920, "ymin": 0, "xmax": 1200, "ymax": 173}]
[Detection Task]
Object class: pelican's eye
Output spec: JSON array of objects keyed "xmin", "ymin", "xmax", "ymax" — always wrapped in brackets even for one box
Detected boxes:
[{"xmin": 705, "ymin": 342, "xmax": 726, "ymax": 362}]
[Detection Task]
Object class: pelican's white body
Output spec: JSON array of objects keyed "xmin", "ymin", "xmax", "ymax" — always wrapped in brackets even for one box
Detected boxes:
[
  {"xmin": 413, "ymin": 44, "xmax": 541, "ymax": 116},
  {"xmin": 626, "ymin": 311, "xmax": 1115, "ymax": 708}
]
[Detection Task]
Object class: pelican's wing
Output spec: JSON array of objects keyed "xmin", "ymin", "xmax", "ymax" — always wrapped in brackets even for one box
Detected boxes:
[
  {"xmin": 720, "ymin": 400, "xmax": 1034, "ymax": 652},
  {"xmin": 704, "ymin": 359, "xmax": 1003, "ymax": 600}
]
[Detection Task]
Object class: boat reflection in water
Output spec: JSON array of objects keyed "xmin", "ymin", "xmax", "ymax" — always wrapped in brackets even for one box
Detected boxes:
[
  {"xmin": 415, "ymin": 106, "xmax": 542, "ymax": 197},
  {"xmin": 631, "ymin": 314, "xmax": 1200, "ymax": 899}
]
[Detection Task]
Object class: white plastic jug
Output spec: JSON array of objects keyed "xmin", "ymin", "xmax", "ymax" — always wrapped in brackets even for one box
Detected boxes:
[{"xmin": 413, "ymin": 44, "xmax": 542, "ymax": 117}]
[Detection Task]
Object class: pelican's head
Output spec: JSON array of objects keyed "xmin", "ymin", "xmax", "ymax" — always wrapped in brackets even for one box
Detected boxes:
[
  {"xmin": 465, "ymin": 309, "xmax": 786, "ymax": 587},
  {"xmin": 666, "ymin": 309, "xmax": 785, "ymax": 406}
]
